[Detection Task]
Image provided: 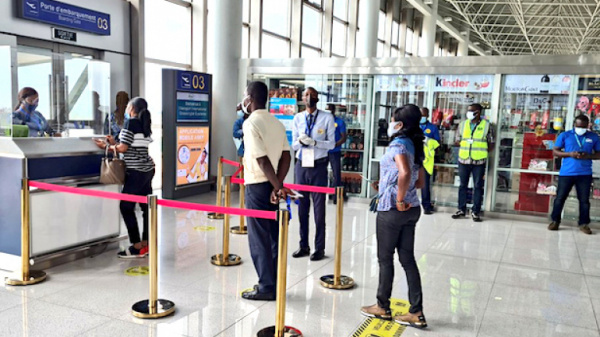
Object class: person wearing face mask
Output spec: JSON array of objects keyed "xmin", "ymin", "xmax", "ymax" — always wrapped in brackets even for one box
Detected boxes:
[
  {"xmin": 361, "ymin": 104, "xmax": 427, "ymax": 328},
  {"xmin": 94, "ymin": 97, "xmax": 155, "ymax": 258},
  {"xmin": 549, "ymin": 114, "xmax": 600, "ymax": 235},
  {"xmin": 239, "ymin": 81, "xmax": 291, "ymax": 301},
  {"xmin": 327, "ymin": 103, "xmax": 347, "ymax": 204},
  {"xmin": 233, "ymin": 102, "xmax": 249, "ymax": 158},
  {"xmin": 291, "ymin": 87, "xmax": 336, "ymax": 261},
  {"xmin": 452, "ymin": 103, "xmax": 494, "ymax": 222},
  {"xmin": 419, "ymin": 107, "xmax": 440, "ymax": 214},
  {"xmin": 12, "ymin": 87, "xmax": 60, "ymax": 137}
]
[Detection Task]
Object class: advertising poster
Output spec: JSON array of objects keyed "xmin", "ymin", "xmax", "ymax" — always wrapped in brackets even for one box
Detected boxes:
[
  {"xmin": 176, "ymin": 126, "xmax": 210, "ymax": 186},
  {"xmin": 504, "ymin": 74, "xmax": 571, "ymax": 94},
  {"xmin": 375, "ymin": 75, "xmax": 429, "ymax": 92},
  {"xmin": 433, "ymin": 74, "xmax": 493, "ymax": 93},
  {"xmin": 269, "ymin": 97, "xmax": 296, "ymax": 115},
  {"xmin": 176, "ymin": 92, "xmax": 210, "ymax": 122}
]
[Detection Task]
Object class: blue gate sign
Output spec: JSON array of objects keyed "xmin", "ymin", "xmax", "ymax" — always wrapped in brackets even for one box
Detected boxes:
[{"xmin": 19, "ymin": 0, "xmax": 111, "ymax": 36}]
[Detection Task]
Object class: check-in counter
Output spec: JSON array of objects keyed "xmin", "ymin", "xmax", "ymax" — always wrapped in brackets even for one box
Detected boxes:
[{"xmin": 0, "ymin": 137, "xmax": 121, "ymax": 271}]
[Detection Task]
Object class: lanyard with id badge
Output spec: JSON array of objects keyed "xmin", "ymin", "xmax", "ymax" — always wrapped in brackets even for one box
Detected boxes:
[
  {"xmin": 302, "ymin": 111, "xmax": 319, "ymax": 168},
  {"xmin": 575, "ymin": 134, "xmax": 588, "ymax": 154}
]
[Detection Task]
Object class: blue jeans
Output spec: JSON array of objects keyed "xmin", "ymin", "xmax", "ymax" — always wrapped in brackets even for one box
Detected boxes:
[
  {"xmin": 458, "ymin": 163, "xmax": 485, "ymax": 214},
  {"xmin": 421, "ymin": 171, "xmax": 432, "ymax": 211},
  {"xmin": 551, "ymin": 175, "xmax": 592, "ymax": 226}
]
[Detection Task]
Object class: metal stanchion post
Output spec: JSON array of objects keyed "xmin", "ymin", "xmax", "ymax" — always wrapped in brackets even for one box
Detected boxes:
[
  {"xmin": 231, "ymin": 168, "xmax": 247, "ymax": 235},
  {"xmin": 132, "ymin": 195, "xmax": 175, "ymax": 318},
  {"xmin": 6, "ymin": 178, "xmax": 46, "ymax": 286},
  {"xmin": 208, "ymin": 157, "xmax": 225, "ymax": 220},
  {"xmin": 319, "ymin": 187, "xmax": 355, "ymax": 290},
  {"xmin": 257, "ymin": 210, "xmax": 302, "ymax": 337},
  {"xmin": 211, "ymin": 176, "xmax": 242, "ymax": 266}
]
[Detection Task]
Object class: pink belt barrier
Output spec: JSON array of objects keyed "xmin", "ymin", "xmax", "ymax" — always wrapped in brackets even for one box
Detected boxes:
[
  {"xmin": 158, "ymin": 199, "xmax": 277, "ymax": 220},
  {"xmin": 29, "ymin": 181, "xmax": 147, "ymax": 204},
  {"xmin": 229, "ymin": 178, "xmax": 335, "ymax": 195},
  {"xmin": 221, "ymin": 158, "xmax": 241, "ymax": 168},
  {"xmin": 233, "ymin": 166, "xmax": 243, "ymax": 178}
]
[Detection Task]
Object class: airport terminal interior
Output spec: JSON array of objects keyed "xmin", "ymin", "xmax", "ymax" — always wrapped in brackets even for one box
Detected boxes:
[{"xmin": 2, "ymin": 0, "xmax": 600, "ymax": 336}]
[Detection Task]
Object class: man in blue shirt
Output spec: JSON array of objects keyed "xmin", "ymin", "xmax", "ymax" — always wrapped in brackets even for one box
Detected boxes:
[
  {"xmin": 232, "ymin": 103, "xmax": 247, "ymax": 158},
  {"xmin": 420, "ymin": 107, "xmax": 440, "ymax": 215},
  {"xmin": 327, "ymin": 104, "xmax": 347, "ymax": 204},
  {"xmin": 291, "ymin": 87, "xmax": 336, "ymax": 261},
  {"xmin": 549, "ymin": 114, "xmax": 600, "ymax": 234}
]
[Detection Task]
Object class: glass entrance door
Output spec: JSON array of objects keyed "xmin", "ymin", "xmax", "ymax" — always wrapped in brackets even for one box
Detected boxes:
[{"xmin": 16, "ymin": 40, "xmax": 110, "ymax": 137}]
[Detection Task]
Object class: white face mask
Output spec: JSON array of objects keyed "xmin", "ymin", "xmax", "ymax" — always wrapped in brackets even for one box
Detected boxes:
[
  {"xmin": 575, "ymin": 127, "xmax": 587, "ymax": 136},
  {"xmin": 467, "ymin": 111, "xmax": 476, "ymax": 121},
  {"xmin": 240, "ymin": 96, "xmax": 251, "ymax": 115},
  {"xmin": 387, "ymin": 121, "xmax": 400, "ymax": 138}
]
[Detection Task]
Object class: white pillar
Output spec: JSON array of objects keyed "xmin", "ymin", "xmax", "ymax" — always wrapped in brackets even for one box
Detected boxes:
[
  {"xmin": 207, "ymin": 0, "xmax": 242, "ymax": 173},
  {"xmin": 458, "ymin": 30, "xmax": 470, "ymax": 56},
  {"xmin": 421, "ymin": 0, "xmax": 437, "ymax": 57},
  {"xmin": 356, "ymin": 0, "xmax": 379, "ymax": 57}
]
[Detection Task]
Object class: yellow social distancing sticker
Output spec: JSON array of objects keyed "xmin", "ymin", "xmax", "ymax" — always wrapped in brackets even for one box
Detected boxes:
[
  {"xmin": 124, "ymin": 266, "xmax": 149, "ymax": 276},
  {"xmin": 194, "ymin": 225, "xmax": 216, "ymax": 232},
  {"xmin": 352, "ymin": 298, "xmax": 410, "ymax": 337}
]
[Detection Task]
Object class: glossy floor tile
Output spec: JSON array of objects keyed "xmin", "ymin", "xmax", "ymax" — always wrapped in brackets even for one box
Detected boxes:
[{"xmin": 2, "ymin": 194, "xmax": 600, "ymax": 336}]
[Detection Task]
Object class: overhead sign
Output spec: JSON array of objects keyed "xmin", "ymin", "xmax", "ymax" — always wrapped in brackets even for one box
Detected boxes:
[
  {"xmin": 433, "ymin": 74, "xmax": 493, "ymax": 93},
  {"xmin": 52, "ymin": 28, "xmax": 76, "ymax": 42},
  {"xmin": 176, "ymin": 92, "xmax": 210, "ymax": 122},
  {"xmin": 579, "ymin": 77, "xmax": 600, "ymax": 91},
  {"xmin": 504, "ymin": 74, "xmax": 572, "ymax": 94},
  {"xmin": 19, "ymin": 0, "xmax": 111, "ymax": 36},
  {"xmin": 177, "ymin": 71, "xmax": 211, "ymax": 93},
  {"xmin": 375, "ymin": 75, "xmax": 429, "ymax": 92}
]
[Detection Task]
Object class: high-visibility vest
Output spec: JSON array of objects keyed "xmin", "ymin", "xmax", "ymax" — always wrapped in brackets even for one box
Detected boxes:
[
  {"xmin": 423, "ymin": 137, "xmax": 440, "ymax": 175},
  {"xmin": 459, "ymin": 120, "xmax": 489, "ymax": 161}
]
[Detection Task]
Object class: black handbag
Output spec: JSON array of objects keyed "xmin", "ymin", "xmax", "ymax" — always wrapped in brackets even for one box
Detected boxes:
[{"xmin": 369, "ymin": 193, "xmax": 379, "ymax": 213}]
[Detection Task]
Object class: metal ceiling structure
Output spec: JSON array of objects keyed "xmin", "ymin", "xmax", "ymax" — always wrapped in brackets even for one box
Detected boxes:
[{"xmin": 437, "ymin": 0, "xmax": 600, "ymax": 55}]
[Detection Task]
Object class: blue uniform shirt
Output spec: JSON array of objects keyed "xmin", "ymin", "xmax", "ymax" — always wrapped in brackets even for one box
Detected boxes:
[
  {"xmin": 420, "ymin": 121, "xmax": 441, "ymax": 142},
  {"xmin": 330, "ymin": 116, "xmax": 347, "ymax": 153},
  {"xmin": 554, "ymin": 130, "xmax": 600, "ymax": 176},
  {"xmin": 233, "ymin": 116, "xmax": 245, "ymax": 157}
]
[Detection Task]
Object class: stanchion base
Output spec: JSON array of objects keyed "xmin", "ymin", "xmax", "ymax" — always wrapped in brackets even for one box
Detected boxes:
[
  {"xmin": 5, "ymin": 270, "xmax": 47, "ymax": 286},
  {"xmin": 207, "ymin": 213, "xmax": 224, "ymax": 220},
  {"xmin": 211, "ymin": 254, "xmax": 242, "ymax": 266},
  {"xmin": 132, "ymin": 299, "xmax": 176, "ymax": 319},
  {"xmin": 256, "ymin": 326, "xmax": 303, "ymax": 337},
  {"xmin": 230, "ymin": 226, "xmax": 248, "ymax": 235},
  {"xmin": 319, "ymin": 274, "xmax": 355, "ymax": 290}
]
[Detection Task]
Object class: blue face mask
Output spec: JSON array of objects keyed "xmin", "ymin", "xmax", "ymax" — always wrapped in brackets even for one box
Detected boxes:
[
  {"xmin": 420, "ymin": 116, "xmax": 427, "ymax": 124},
  {"xmin": 22, "ymin": 101, "xmax": 38, "ymax": 114},
  {"xmin": 237, "ymin": 110, "xmax": 244, "ymax": 118},
  {"xmin": 125, "ymin": 112, "xmax": 130, "ymax": 120}
]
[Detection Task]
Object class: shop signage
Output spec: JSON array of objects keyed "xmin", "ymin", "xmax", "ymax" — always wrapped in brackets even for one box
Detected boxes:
[
  {"xmin": 52, "ymin": 28, "xmax": 76, "ymax": 42},
  {"xmin": 176, "ymin": 126, "xmax": 210, "ymax": 186},
  {"xmin": 375, "ymin": 75, "xmax": 429, "ymax": 92},
  {"xmin": 176, "ymin": 92, "xmax": 209, "ymax": 122},
  {"xmin": 504, "ymin": 74, "xmax": 571, "ymax": 94},
  {"xmin": 19, "ymin": 0, "xmax": 111, "ymax": 36},
  {"xmin": 433, "ymin": 75, "xmax": 493, "ymax": 93},
  {"xmin": 177, "ymin": 71, "xmax": 211, "ymax": 94},
  {"xmin": 579, "ymin": 77, "xmax": 600, "ymax": 91}
]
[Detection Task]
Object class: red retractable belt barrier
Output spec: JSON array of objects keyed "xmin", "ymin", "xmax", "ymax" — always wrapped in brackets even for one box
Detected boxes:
[
  {"xmin": 158, "ymin": 198, "xmax": 276, "ymax": 220},
  {"xmin": 29, "ymin": 181, "xmax": 147, "ymax": 204},
  {"xmin": 220, "ymin": 158, "xmax": 242, "ymax": 168},
  {"xmin": 229, "ymin": 178, "xmax": 336, "ymax": 195}
]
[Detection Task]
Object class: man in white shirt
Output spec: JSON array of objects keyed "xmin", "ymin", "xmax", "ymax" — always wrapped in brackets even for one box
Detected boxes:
[
  {"xmin": 291, "ymin": 87, "xmax": 336, "ymax": 261},
  {"xmin": 240, "ymin": 81, "xmax": 291, "ymax": 301}
]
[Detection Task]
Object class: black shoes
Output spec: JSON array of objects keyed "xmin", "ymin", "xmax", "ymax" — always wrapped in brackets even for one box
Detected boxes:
[
  {"xmin": 423, "ymin": 209, "xmax": 433, "ymax": 215},
  {"xmin": 472, "ymin": 213, "xmax": 482, "ymax": 222},
  {"xmin": 241, "ymin": 286, "xmax": 275, "ymax": 301},
  {"xmin": 451, "ymin": 210, "xmax": 466, "ymax": 219},
  {"xmin": 310, "ymin": 250, "xmax": 325, "ymax": 261},
  {"xmin": 548, "ymin": 221, "xmax": 560, "ymax": 231},
  {"xmin": 292, "ymin": 247, "xmax": 310, "ymax": 258}
]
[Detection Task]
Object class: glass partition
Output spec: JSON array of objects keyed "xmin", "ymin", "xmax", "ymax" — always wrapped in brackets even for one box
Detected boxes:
[
  {"xmin": 0, "ymin": 46, "xmax": 12, "ymax": 136},
  {"xmin": 492, "ymin": 74, "xmax": 573, "ymax": 216},
  {"xmin": 367, "ymin": 75, "xmax": 429, "ymax": 198},
  {"xmin": 430, "ymin": 74, "xmax": 494, "ymax": 209}
]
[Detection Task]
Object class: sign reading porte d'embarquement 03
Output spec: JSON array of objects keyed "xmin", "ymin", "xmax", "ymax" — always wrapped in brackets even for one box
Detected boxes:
[{"xmin": 19, "ymin": 0, "xmax": 111, "ymax": 36}]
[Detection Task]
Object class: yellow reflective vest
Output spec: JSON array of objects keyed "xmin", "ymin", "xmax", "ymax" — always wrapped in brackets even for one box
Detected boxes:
[
  {"xmin": 458, "ymin": 120, "xmax": 490, "ymax": 161},
  {"xmin": 423, "ymin": 137, "xmax": 439, "ymax": 175}
]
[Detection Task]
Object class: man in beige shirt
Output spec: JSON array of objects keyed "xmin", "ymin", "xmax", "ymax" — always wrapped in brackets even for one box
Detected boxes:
[{"xmin": 240, "ymin": 81, "xmax": 291, "ymax": 301}]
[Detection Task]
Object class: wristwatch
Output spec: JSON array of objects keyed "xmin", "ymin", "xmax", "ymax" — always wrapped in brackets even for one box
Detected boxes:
[{"xmin": 396, "ymin": 200, "xmax": 406, "ymax": 208}]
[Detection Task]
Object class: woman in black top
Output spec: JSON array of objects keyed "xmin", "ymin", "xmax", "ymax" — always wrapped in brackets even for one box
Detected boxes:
[{"xmin": 95, "ymin": 97, "xmax": 155, "ymax": 258}]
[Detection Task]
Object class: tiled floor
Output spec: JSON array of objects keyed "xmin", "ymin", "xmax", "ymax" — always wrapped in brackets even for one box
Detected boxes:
[{"xmin": 1, "ymin": 192, "xmax": 600, "ymax": 336}]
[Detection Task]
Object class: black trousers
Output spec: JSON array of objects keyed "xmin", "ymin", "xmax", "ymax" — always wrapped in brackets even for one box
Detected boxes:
[
  {"xmin": 295, "ymin": 159, "xmax": 328, "ymax": 251},
  {"xmin": 551, "ymin": 175, "xmax": 592, "ymax": 226},
  {"xmin": 376, "ymin": 207, "xmax": 423, "ymax": 313},
  {"xmin": 245, "ymin": 182, "xmax": 279, "ymax": 294},
  {"xmin": 120, "ymin": 169, "xmax": 154, "ymax": 244}
]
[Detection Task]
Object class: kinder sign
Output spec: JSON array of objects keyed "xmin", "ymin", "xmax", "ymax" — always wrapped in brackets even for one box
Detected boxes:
[{"xmin": 434, "ymin": 75, "xmax": 493, "ymax": 93}]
